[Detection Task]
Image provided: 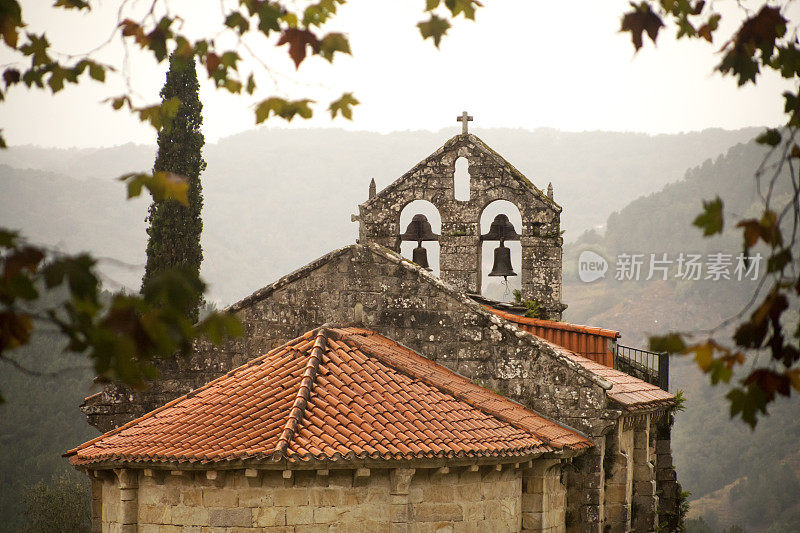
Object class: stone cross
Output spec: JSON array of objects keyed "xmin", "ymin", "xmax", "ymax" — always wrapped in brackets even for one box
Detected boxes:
[{"xmin": 456, "ymin": 111, "xmax": 473, "ymax": 135}]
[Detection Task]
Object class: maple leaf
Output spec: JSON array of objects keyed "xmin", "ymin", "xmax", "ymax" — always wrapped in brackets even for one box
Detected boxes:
[
  {"xmin": 620, "ymin": 2, "xmax": 664, "ymax": 51},
  {"xmin": 418, "ymin": 14, "xmax": 450, "ymax": 48},
  {"xmin": 0, "ymin": 0, "xmax": 22, "ymax": 48},
  {"xmin": 277, "ymin": 28, "xmax": 321, "ymax": 69},
  {"xmin": 328, "ymin": 92, "xmax": 359, "ymax": 119}
]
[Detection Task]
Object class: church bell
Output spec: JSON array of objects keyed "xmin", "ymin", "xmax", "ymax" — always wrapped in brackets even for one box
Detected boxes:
[
  {"xmin": 412, "ymin": 245, "xmax": 431, "ymax": 270},
  {"xmin": 401, "ymin": 214, "xmax": 438, "ymax": 270},
  {"xmin": 488, "ymin": 242, "xmax": 517, "ymax": 279}
]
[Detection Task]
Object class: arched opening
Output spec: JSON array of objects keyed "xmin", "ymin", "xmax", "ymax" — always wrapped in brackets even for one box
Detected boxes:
[
  {"xmin": 454, "ymin": 157, "xmax": 470, "ymax": 201},
  {"xmin": 480, "ymin": 200, "xmax": 522, "ymax": 302},
  {"xmin": 400, "ymin": 200, "xmax": 441, "ymax": 277}
]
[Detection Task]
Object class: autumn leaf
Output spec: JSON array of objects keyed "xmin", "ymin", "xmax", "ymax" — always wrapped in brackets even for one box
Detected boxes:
[
  {"xmin": 119, "ymin": 172, "xmax": 189, "ymax": 206},
  {"xmin": 0, "ymin": 0, "xmax": 22, "ymax": 48},
  {"xmin": 620, "ymin": 2, "xmax": 664, "ymax": 51},
  {"xmin": 319, "ymin": 32, "xmax": 350, "ymax": 62},
  {"xmin": 277, "ymin": 28, "xmax": 321, "ymax": 69}
]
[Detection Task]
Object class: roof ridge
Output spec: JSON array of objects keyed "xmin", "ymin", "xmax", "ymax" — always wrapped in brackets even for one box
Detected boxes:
[{"xmin": 273, "ymin": 327, "xmax": 328, "ymax": 459}]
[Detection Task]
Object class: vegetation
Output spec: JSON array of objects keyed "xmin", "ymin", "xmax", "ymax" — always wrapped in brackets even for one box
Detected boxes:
[
  {"xmin": 619, "ymin": 1, "xmax": 800, "ymax": 427},
  {"xmin": 564, "ymin": 138, "xmax": 800, "ymax": 532},
  {"xmin": 20, "ymin": 471, "xmax": 91, "ymax": 533},
  {"xmin": 142, "ymin": 54, "xmax": 206, "ymax": 322}
]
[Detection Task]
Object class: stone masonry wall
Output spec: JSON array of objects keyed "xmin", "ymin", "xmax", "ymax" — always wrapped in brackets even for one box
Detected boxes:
[
  {"xmin": 357, "ymin": 134, "xmax": 564, "ymax": 319},
  {"xmin": 96, "ymin": 465, "xmax": 524, "ymax": 532},
  {"xmin": 84, "ymin": 244, "xmax": 611, "ymax": 438}
]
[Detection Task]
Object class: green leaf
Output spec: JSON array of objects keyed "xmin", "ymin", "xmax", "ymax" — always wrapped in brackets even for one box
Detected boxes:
[
  {"xmin": 755, "ymin": 128, "xmax": 781, "ymax": 146},
  {"xmin": 319, "ymin": 32, "xmax": 350, "ymax": 62},
  {"xmin": 418, "ymin": 14, "xmax": 451, "ymax": 48},
  {"xmin": 225, "ymin": 11, "xmax": 250, "ymax": 33},
  {"xmin": 255, "ymin": 97, "xmax": 314, "ymax": 123},
  {"xmin": 328, "ymin": 92, "xmax": 359, "ymax": 119},
  {"xmin": 119, "ymin": 172, "xmax": 190, "ymax": 205},
  {"xmin": 649, "ymin": 333, "xmax": 687, "ymax": 353},
  {"xmin": 692, "ymin": 196, "xmax": 724, "ymax": 236},
  {"xmin": 443, "ymin": 0, "xmax": 481, "ymax": 20},
  {"xmin": 727, "ymin": 384, "xmax": 767, "ymax": 428},
  {"xmin": 88, "ymin": 62, "xmax": 105, "ymax": 82}
]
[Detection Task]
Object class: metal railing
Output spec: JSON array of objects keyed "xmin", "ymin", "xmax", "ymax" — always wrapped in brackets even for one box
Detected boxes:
[{"xmin": 612, "ymin": 344, "xmax": 669, "ymax": 391}]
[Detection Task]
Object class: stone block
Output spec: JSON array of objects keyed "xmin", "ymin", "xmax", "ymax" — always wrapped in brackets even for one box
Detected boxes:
[
  {"xmin": 274, "ymin": 487, "xmax": 310, "ymax": 506},
  {"xmin": 252, "ymin": 506, "xmax": 286, "ymax": 527},
  {"xmin": 170, "ymin": 505, "xmax": 209, "ymax": 526},
  {"xmin": 286, "ymin": 506, "xmax": 314, "ymax": 525},
  {"xmin": 181, "ymin": 488, "xmax": 202, "ymax": 506},
  {"xmin": 138, "ymin": 503, "xmax": 171, "ymax": 524},
  {"xmin": 314, "ymin": 506, "xmax": 340, "ymax": 524},
  {"xmin": 412, "ymin": 503, "xmax": 463, "ymax": 522},
  {"xmin": 209, "ymin": 507, "xmax": 252, "ymax": 527},
  {"xmin": 238, "ymin": 487, "xmax": 273, "ymax": 507},
  {"xmin": 202, "ymin": 488, "xmax": 238, "ymax": 507}
]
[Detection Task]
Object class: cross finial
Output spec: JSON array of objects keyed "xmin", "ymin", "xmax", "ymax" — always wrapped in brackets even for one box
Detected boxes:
[{"xmin": 456, "ymin": 111, "xmax": 473, "ymax": 135}]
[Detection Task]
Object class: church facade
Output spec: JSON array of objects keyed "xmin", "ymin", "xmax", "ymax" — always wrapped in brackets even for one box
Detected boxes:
[{"xmin": 74, "ymin": 125, "xmax": 682, "ymax": 532}]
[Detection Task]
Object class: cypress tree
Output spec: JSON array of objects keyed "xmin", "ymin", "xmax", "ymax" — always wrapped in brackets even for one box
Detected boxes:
[{"xmin": 141, "ymin": 54, "xmax": 206, "ymax": 322}]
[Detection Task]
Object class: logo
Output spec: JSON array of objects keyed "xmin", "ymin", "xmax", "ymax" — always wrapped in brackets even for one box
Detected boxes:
[{"xmin": 578, "ymin": 250, "xmax": 608, "ymax": 283}]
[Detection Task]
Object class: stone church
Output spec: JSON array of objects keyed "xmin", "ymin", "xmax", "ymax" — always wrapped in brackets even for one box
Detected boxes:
[{"xmin": 67, "ymin": 117, "xmax": 681, "ymax": 532}]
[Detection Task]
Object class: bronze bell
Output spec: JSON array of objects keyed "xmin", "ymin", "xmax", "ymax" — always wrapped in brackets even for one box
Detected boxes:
[
  {"xmin": 488, "ymin": 242, "xmax": 517, "ymax": 278},
  {"xmin": 412, "ymin": 245, "xmax": 431, "ymax": 270},
  {"xmin": 400, "ymin": 214, "xmax": 439, "ymax": 242},
  {"xmin": 481, "ymin": 214, "xmax": 520, "ymax": 242}
]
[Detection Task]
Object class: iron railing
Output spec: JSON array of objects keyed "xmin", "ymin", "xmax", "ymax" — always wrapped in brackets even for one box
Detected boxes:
[{"xmin": 612, "ymin": 344, "xmax": 669, "ymax": 391}]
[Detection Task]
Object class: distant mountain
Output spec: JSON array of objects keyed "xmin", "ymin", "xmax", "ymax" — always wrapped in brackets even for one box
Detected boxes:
[
  {"xmin": 562, "ymin": 138, "xmax": 800, "ymax": 532},
  {"xmin": 0, "ymin": 126, "xmax": 759, "ymax": 304}
]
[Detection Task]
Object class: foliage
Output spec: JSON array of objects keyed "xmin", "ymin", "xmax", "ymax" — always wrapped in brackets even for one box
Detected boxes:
[
  {"xmin": 513, "ymin": 289, "xmax": 541, "ymax": 318},
  {"xmin": 672, "ymin": 388, "xmax": 686, "ymax": 412},
  {"xmin": 142, "ymin": 54, "xmax": 206, "ymax": 323},
  {"xmin": 619, "ymin": 1, "xmax": 800, "ymax": 427},
  {"xmin": 20, "ymin": 470, "xmax": 90, "ymax": 533},
  {"xmin": 0, "ymin": 0, "xmax": 478, "ymax": 401},
  {"xmin": 0, "ymin": 0, "xmax": 482, "ymax": 146}
]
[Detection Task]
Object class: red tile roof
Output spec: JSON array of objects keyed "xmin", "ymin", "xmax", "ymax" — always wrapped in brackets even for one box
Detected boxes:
[
  {"xmin": 66, "ymin": 327, "xmax": 591, "ymax": 467},
  {"xmin": 485, "ymin": 307, "xmax": 620, "ymax": 340},
  {"xmin": 486, "ymin": 307, "xmax": 619, "ymax": 367}
]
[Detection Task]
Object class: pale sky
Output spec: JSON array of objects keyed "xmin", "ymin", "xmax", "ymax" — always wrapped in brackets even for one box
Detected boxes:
[{"xmin": 0, "ymin": 0, "xmax": 795, "ymax": 148}]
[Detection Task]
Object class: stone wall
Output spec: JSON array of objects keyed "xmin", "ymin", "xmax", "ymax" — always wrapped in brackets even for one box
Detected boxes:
[
  {"xmin": 84, "ymin": 244, "xmax": 611, "ymax": 439},
  {"xmin": 94, "ymin": 464, "xmax": 527, "ymax": 532},
  {"xmin": 357, "ymin": 134, "xmax": 564, "ymax": 319}
]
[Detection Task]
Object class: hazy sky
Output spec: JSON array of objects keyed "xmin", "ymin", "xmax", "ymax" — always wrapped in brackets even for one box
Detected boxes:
[{"xmin": 0, "ymin": 0, "xmax": 794, "ymax": 147}]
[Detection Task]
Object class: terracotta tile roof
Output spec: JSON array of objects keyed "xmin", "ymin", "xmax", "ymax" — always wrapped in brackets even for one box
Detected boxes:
[
  {"xmin": 66, "ymin": 327, "xmax": 591, "ymax": 467},
  {"xmin": 486, "ymin": 307, "xmax": 620, "ymax": 339},
  {"xmin": 486, "ymin": 307, "xmax": 619, "ymax": 367},
  {"xmin": 536, "ymin": 337, "xmax": 674, "ymax": 411}
]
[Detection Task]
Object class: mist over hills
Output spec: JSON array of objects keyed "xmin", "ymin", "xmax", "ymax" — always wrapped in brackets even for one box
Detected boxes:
[{"xmin": 0, "ymin": 126, "xmax": 758, "ymax": 304}]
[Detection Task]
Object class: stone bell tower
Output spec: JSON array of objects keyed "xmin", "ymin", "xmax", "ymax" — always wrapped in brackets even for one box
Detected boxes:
[{"xmin": 356, "ymin": 114, "xmax": 566, "ymax": 320}]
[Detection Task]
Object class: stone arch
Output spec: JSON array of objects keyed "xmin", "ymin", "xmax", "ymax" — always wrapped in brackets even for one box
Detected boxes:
[
  {"xmin": 400, "ymin": 200, "xmax": 441, "ymax": 276},
  {"xmin": 479, "ymin": 200, "xmax": 522, "ymax": 301},
  {"xmin": 454, "ymin": 156, "xmax": 470, "ymax": 201}
]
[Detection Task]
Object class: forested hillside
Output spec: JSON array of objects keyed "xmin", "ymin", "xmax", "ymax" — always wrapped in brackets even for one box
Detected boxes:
[{"xmin": 563, "ymin": 139, "xmax": 800, "ymax": 532}]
